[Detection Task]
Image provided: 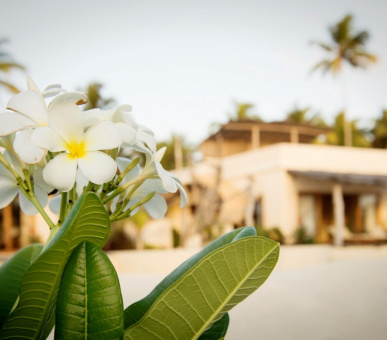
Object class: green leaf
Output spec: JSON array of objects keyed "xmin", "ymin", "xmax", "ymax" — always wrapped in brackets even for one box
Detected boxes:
[
  {"xmin": 124, "ymin": 234, "xmax": 279, "ymax": 340},
  {"xmin": 124, "ymin": 226, "xmax": 256, "ymax": 328},
  {"xmin": 55, "ymin": 241, "xmax": 124, "ymax": 340},
  {"xmin": 0, "ymin": 244, "xmax": 43, "ymax": 328},
  {"xmin": 198, "ymin": 313, "xmax": 229, "ymax": 340},
  {"xmin": 0, "ymin": 192, "xmax": 110, "ymax": 339}
]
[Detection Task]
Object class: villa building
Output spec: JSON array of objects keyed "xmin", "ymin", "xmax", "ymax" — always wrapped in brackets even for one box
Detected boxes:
[{"xmin": 172, "ymin": 120, "xmax": 387, "ymax": 246}]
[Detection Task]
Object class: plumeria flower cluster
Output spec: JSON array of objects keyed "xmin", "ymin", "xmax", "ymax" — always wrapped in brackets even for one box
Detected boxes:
[{"xmin": 0, "ymin": 77, "xmax": 187, "ymax": 229}]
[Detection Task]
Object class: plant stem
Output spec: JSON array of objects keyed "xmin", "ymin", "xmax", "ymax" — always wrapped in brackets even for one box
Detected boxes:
[
  {"xmin": 110, "ymin": 181, "xmax": 142, "ymax": 220},
  {"xmin": 58, "ymin": 192, "xmax": 68, "ymax": 226},
  {"xmin": 115, "ymin": 157, "xmax": 140, "ymax": 185},
  {"xmin": 111, "ymin": 191, "xmax": 156, "ymax": 222},
  {"xmin": 0, "ymin": 153, "xmax": 56, "ymax": 229}
]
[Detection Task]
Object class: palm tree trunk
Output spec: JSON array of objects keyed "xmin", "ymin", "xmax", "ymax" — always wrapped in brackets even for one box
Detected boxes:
[{"xmin": 341, "ymin": 68, "xmax": 352, "ymax": 147}]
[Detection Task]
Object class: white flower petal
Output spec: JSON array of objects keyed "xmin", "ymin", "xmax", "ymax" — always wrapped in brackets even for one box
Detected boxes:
[
  {"xmin": 34, "ymin": 166, "xmax": 54, "ymax": 193},
  {"xmin": 116, "ymin": 157, "xmax": 141, "ymax": 182},
  {"xmin": 14, "ymin": 129, "xmax": 46, "ymax": 164},
  {"xmin": 144, "ymin": 195, "xmax": 167, "ymax": 219},
  {"xmin": 0, "ymin": 112, "xmax": 37, "ymax": 136},
  {"xmin": 48, "ymin": 195, "xmax": 61, "ymax": 215},
  {"xmin": 31, "ymin": 126, "xmax": 66, "ymax": 152},
  {"xmin": 3, "ymin": 150, "xmax": 23, "ymax": 177},
  {"xmin": 172, "ymin": 176, "xmax": 188, "ymax": 208},
  {"xmin": 7, "ymin": 90, "xmax": 48, "ymax": 125},
  {"xmin": 155, "ymin": 147, "xmax": 166, "ymax": 163},
  {"xmin": 78, "ymin": 151, "xmax": 117, "ymax": 185},
  {"xmin": 27, "ymin": 77, "xmax": 41, "ymax": 93},
  {"xmin": 0, "ymin": 178, "xmax": 18, "ymax": 208},
  {"xmin": 42, "ymin": 84, "xmax": 63, "ymax": 98},
  {"xmin": 136, "ymin": 179, "xmax": 167, "ymax": 196},
  {"xmin": 47, "ymin": 102, "xmax": 84, "ymax": 142},
  {"xmin": 155, "ymin": 161, "xmax": 177, "ymax": 193},
  {"xmin": 116, "ymin": 122, "xmax": 137, "ymax": 146},
  {"xmin": 0, "ymin": 162, "xmax": 15, "ymax": 180},
  {"xmin": 75, "ymin": 169, "xmax": 89, "ymax": 196},
  {"xmin": 43, "ymin": 153, "xmax": 77, "ymax": 192},
  {"xmin": 82, "ymin": 108, "xmax": 102, "ymax": 127},
  {"xmin": 84, "ymin": 121, "xmax": 123, "ymax": 151},
  {"xmin": 137, "ymin": 130, "xmax": 156, "ymax": 153},
  {"xmin": 19, "ymin": 189, "xmax": 38, "ymax": 216},
  {"xmin": 49, "ymin": 92, "xmax": 88, "ymax": 107}
]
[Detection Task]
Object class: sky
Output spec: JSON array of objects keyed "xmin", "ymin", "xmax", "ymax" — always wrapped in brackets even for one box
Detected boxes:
[{"xmin": 0, "ymin": 0, "xmax": 386, "ymax": 144}]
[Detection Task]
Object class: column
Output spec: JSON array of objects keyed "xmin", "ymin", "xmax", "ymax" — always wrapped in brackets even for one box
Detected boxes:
[
  {"xmin": 333, "ymin": 183, "xmax": 345, "ymax": 246},
  {"xmin": 251, "ymin": 126, "xmax": 260, "ymax": 149}
]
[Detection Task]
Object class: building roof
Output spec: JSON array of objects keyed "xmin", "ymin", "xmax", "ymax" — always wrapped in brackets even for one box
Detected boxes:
[
  {"xmin": 289, "ymin": 170, "xmax": 387, "ymax": 186},
  {"xmin": 203, "ymin": 119, "xmax": 330, "ymax": 143}
]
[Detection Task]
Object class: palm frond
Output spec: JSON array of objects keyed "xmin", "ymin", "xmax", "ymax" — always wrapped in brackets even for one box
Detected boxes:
[
  {"xmin": 0, "ymin": 62, "xmax": 26, "ymax": 72},
  {"xmin": 0, "ymin": 79, "xmax": 19, "ymax": 93}
]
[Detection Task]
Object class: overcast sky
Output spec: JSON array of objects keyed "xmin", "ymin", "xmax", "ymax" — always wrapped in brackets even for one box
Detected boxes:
[{"xmin": 1, "ymin": 0, "xmax": 386, "ymax": 143}]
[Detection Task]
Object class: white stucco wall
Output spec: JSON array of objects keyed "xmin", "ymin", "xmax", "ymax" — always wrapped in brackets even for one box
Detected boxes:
[{"xmin": 218, "ymin": 143, "xmax": 387, "ymax": 238}]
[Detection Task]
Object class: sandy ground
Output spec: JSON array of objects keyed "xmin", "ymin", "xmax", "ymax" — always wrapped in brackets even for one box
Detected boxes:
[{"xmin": 119, "ymin": 257, "xmax": 387, "ymax": 340}]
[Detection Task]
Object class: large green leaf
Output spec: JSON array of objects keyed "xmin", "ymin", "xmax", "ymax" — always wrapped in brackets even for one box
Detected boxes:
[
  {"xmin": 124, "ymin": 236, "xmax": 279, "ymax": 339},
  {"xmin": 55, "ymin": 241, "xmax": 124, "ymax": 340},
  {"xmin": 0, "ymin": 192, "xmax": 110, "ymax": 339},
  {"xmin": 124, "ymin": 226, "xmax": 256, "ymax": 329},
  {"xmin": 0, "ymin": 244, "xmax": 43, "ymax": 328},
  {"xmin": 198, "ymin": 313, "xmax": 229, "ymax": 340}
]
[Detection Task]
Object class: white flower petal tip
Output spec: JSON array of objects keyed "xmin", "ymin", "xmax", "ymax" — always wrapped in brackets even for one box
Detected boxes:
[
  {"xmin": 49, "ymin": 92, "xmax": 88, "ymax": 107},
  {"xmin": 42, "ymin": 84, "xmax": 63, "ymax": 98},
  {"xmin": 27, "ymin": 77, "xmax": 40, "ymax": 93},
  {"xmin": 7, "ymin": 91, "xmax": 48, "ymax": 126}
]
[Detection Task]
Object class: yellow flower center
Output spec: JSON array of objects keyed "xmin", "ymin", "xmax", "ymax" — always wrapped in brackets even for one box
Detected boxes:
[{"xmin": 67, "ymin": 141, "xmax": 86, "ymax": 159}]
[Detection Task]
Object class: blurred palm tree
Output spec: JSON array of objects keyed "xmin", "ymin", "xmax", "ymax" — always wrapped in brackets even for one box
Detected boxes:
[
  {"xmin": 229, "ymin": 101, "xmax": 263, "ymax": 121},
  {"xmin": 371, "ymin": 110, "xmax": 387, "ymax": 149},
  {"xmin": 311, "ymin": 14, "xmax": 377, "ymax": 146},
  {"xmin": 83, "ymin": 82, "xmax": 115, "ymax": 110},
  {"xmin": 0, "ymin": 38, "xmax": 25, "ymax": 93},
  {"xmin": 323, "ymin": 112, "xmax": 370, "ymax": 147},
  {"xmin": 286, "ymin": 106, "xmax": 327, "ymax": 128},
  {"xmin": 157, "ymin": 134, "xmax": 193, "ymax": 170}
]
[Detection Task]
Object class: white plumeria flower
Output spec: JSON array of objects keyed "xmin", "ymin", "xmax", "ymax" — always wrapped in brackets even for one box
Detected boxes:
[
  {"xmin": 31, "ymin": 107, "xmax": 123, "ymax": 192},
  {"xmin": 0, "ymin": 151, "xmax": 52, "ymax": 215},
  {"xmin": 113, "ymin": 158, "xmax": 167, "ymax": 218},
  {"xmin": 0, "ymin": 77, "xmax": 87, "ymax": 164},
  {"xmin": 83, "ymin": 105, "xmax": 137, "ymax": 146}
]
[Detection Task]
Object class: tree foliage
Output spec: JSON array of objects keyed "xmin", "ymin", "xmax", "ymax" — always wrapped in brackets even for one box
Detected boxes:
[
  {"xmin": 286, "ymin": 106, "xmax": 327, "ymax": 128},
  {"xmin": 322, "ymin": 112, "xmax": 370, "ymax": 147},
  {"xmin": 311, "ymin": 14, "xmax": 377, "ymax": 75},
  {"xmin": 83, "ymin": 82, "xmax": 115, "ymax": 110},
  {"xmin": 371, "ymin": 110, "xmax": 387, "ymax": 149},
  {"xmin": 0, "ymin": 38, "xmax": 25, "ymax": 93}
]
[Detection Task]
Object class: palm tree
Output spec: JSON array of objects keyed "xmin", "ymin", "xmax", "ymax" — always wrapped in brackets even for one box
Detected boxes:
[
  {"xmin": 371, "ymin": 110, "xmax": 387, "ymax": 149},
  {"xmin": 0, "ymin": 38, "xmax": 25, "ymax": 93},
  {"xmin": 157, "ymin": 135, "xmax": 193, "ymax": 170},
  {"xmin": 82, "ymin": 82, "xmax": 115, "ymax": 110},
  {"xmin": 286, "ymin": 106, "xmax": 327, "ymax": 128},
  {"xmin": 311, "ymin": 14, "xmax": 377, "ymax": 146},
  {"xmin": 323, "ymin": 112, "xmax": 370, "ymax": 148},
  {"xmin": 229, "ymin": 101, "xmax": 262, "ymax": 121}
]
